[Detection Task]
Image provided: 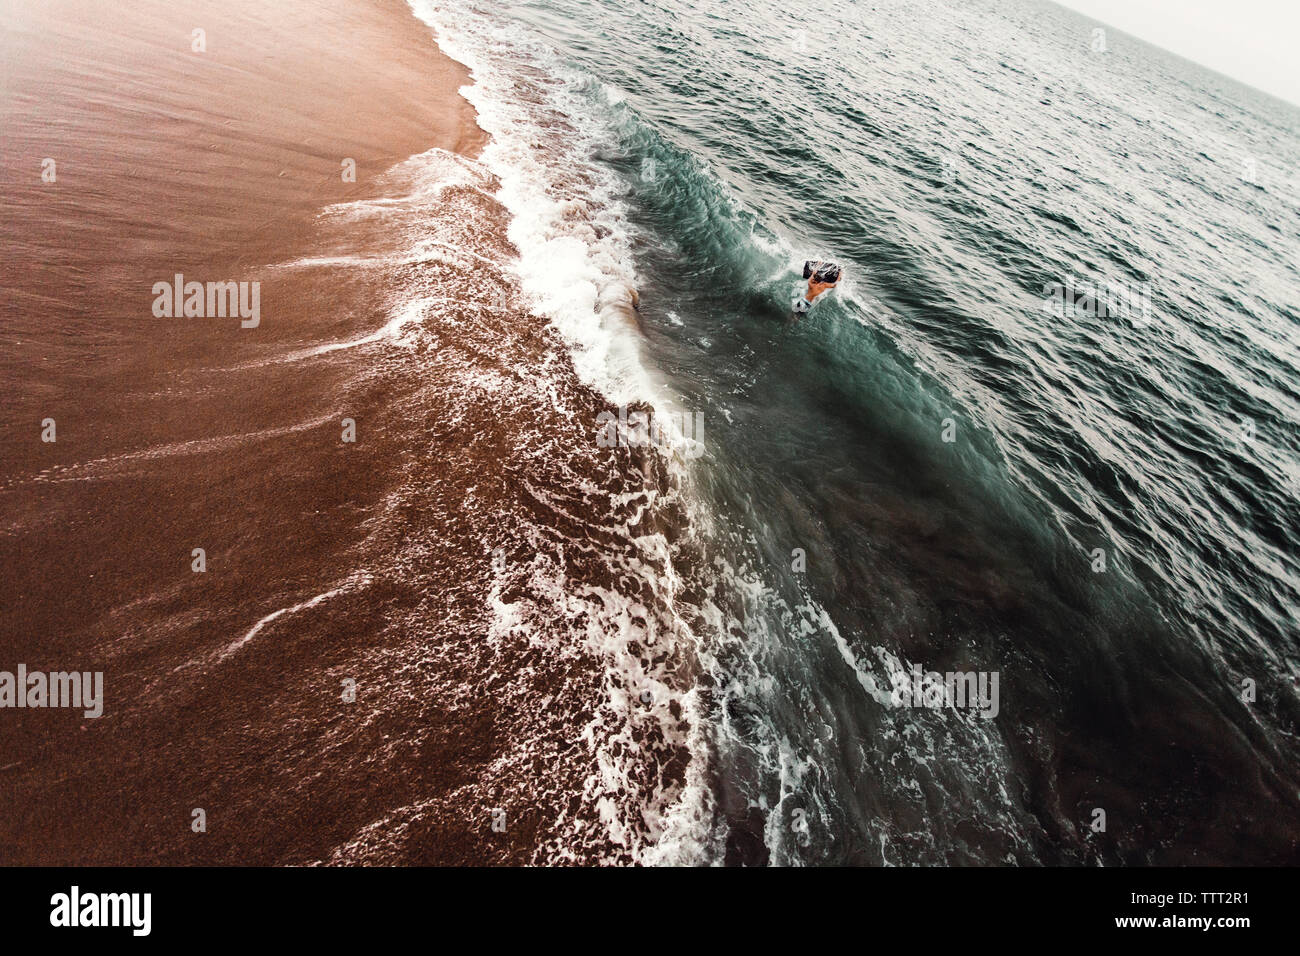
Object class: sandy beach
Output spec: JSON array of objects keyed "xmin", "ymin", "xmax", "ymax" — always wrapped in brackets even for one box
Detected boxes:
[{"xmin": 0, "ymin": 0, "xmax": 689, "ymax": 864}]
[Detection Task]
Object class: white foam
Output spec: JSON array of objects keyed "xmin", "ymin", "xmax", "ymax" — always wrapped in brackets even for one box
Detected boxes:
[
  {"xmin": 409, "ymin": 0, "xmax": 657, "ymax": 409},
  {"xmin": 407, "ymin": 0, "xmax": 726, "ymax": 864},
  {"xmin": 216, "ymin": 571, "xmax": 374, "ymax": 664}
]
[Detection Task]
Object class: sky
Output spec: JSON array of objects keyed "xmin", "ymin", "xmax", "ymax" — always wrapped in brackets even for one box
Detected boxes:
[{"xmin": 1055, "ymin": 0, "xmax": 1300, "ymax": 106}]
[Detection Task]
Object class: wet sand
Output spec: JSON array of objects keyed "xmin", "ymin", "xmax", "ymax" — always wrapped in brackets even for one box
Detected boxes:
[{"xmin": 0, "ymin": 0, "xmax": 689, "ymax": 864}]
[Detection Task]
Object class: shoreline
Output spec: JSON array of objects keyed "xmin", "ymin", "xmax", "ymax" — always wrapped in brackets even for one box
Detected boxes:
[{"xmin": 0, "ymin": 0, "xmax": 689, "ymax": 864}]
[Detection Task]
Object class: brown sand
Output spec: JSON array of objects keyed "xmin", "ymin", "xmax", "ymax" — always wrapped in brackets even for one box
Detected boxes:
[
  {"xmin": 0, "ymin": 0, "xmax": 485, "ymax": 474},
  {"xmin": 0, "ymin": 0, "xmax": 691, "ymax": 864}
]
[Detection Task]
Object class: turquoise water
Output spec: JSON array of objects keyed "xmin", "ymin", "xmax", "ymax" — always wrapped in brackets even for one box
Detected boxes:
[{"xmin": 425, "ymin": 0, "xmax": 1300, "ymax": 863}]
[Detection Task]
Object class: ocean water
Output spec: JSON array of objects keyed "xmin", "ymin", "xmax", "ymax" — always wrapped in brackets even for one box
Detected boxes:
[{"xmin": 412, "ymin": 0, "xmax": 1300, "ymax": 864}]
